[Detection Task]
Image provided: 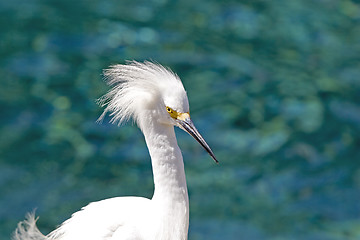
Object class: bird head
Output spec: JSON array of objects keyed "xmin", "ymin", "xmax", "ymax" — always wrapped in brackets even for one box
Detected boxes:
[{"xmin": 97, "ymin": 61, "xmax": 217, "ymax": 163}]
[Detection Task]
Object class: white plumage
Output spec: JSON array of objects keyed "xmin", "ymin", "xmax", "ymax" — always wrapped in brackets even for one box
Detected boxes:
[{"xmin": 14, "ymin": 61, "xmax": 217, "ymax": 240}]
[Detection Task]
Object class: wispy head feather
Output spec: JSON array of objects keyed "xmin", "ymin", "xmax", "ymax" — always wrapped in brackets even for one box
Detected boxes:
[{"xmin": 97, "ymin": 61, "xmax": 186, "ymax": 126}]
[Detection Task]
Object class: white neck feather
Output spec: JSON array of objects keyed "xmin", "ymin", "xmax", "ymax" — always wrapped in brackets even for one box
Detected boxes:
[{"xmin": 140, "ymin": 114, "xmax": 189, "ymax": 240}]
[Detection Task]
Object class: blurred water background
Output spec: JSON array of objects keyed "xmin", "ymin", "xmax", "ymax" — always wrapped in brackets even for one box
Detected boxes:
[{"xmin": 1, "ymin": 0, "xmax": 360, "ymax": 239}]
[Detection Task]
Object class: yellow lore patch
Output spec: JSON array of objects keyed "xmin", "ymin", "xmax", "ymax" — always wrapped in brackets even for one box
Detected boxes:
[{"xmin": 166, "ymin": 106, "xmax": 190, "ymax": 121}]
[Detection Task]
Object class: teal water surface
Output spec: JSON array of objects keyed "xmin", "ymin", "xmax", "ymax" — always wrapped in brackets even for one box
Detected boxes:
[{"xmin": 1, "ymin": 0, "xmax": 360, "ymax": 239}]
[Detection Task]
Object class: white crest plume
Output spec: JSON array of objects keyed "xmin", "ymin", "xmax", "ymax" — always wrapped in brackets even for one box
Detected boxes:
[{"xmin": 97, "ymin": 60, "xmax": 184, "ymax": 126}]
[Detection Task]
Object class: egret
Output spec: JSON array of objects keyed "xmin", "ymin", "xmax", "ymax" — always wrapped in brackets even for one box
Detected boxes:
[{"xmin": 14, "ymin": 61, "xmax": 217, "ymax": 240}]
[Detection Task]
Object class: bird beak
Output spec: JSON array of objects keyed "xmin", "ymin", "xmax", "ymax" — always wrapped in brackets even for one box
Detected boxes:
[{"xmin": 176, "ymin": 114, "xmax": 218, "ymax": 163}]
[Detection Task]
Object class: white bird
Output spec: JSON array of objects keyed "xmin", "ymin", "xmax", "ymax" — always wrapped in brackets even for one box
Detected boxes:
[{"xmin": 13, "ymin": 61, "xmax": 217, "ymax": 240}]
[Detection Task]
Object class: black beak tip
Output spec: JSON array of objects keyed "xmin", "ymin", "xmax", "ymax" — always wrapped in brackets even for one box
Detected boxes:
[
  {"xmin": 178, "ymin": 118, "xmax": 219, "ymax": 164},
  {"xmin": 210, "ymin": 152, "xmax": 219, "ymax": 164}
]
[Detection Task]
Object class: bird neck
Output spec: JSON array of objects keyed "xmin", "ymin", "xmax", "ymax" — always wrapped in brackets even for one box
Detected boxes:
[
  {"xmin": 141, "ymin": 118, "xmax": 188, "ymax": 202},
  {"xmin": 140, "ymin": 116, "xmax": 189, "ymax": 238}
]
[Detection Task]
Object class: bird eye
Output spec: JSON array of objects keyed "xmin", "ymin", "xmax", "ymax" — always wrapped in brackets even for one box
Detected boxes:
[{"xmin": 166, "ymin": 107, "xmax": 172, "ymax": 113}]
